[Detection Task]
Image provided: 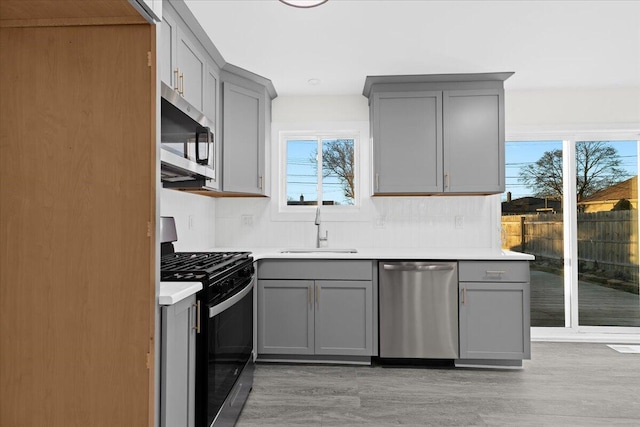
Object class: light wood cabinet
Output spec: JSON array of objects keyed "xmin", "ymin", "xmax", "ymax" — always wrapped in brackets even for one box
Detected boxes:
[
  {"xmin": 0, "ymin": 1, "xmax": 156, "ymax": 425},
  {"xmin": 364, "ymin": 73, "xmax": 511, "ymax": 195}
]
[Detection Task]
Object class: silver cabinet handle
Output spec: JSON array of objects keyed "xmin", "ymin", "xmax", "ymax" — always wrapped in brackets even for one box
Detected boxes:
[
  {"xmin": 375, "ymin": 173, "xmax": 380, "ymax": 192},
  {"xmin": 486, "ymin": 270, "xmax": 506, "ymax": 275},
  {"xmin": 445, "ymin": 173, "xmax": 450, "ymax": 190},
  {"xmin": 461, "ymin": 287, "xmax": 466, "ymax": 305},
  {"xmin": 383, "ymin": 264, "xmax": 455, "ymax": 272},
  {"xmin": 193, "ymin": 300, "xmax": 201, "ymax": 333}
]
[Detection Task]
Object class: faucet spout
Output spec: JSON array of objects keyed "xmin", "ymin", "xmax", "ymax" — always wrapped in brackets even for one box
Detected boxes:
[{"xmin": 315, "ymin": 207, "xmax": 328, "ymax": 248}]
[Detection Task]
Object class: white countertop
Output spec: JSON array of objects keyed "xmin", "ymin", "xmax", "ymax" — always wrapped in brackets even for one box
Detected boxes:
[
  {"xmin": 159, "ymin": 282, "xmax": 202, "ymax": 305},
  {"xmin": 215, "ymin": 247, "xmax": 535, "ymax": 261}
]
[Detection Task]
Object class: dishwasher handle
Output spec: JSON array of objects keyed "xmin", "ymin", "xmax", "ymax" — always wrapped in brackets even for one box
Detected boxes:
[{"xmin": 382, "ymin": 263, "xmax": 455, "ymax": 272}]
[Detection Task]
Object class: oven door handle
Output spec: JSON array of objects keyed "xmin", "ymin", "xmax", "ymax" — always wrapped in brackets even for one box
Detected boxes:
[{"xmin": 209, "ymin": 279, "xmax": 254, "ymax": 318}]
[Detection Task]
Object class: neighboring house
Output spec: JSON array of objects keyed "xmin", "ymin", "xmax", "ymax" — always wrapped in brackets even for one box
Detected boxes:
[
  {"xmin": 502, "ymin": 194, "xmax": 562, "ymax": 215},
  {"xmin": 578, "ymin": 176, "xmax": 638, "ymax": 213}
]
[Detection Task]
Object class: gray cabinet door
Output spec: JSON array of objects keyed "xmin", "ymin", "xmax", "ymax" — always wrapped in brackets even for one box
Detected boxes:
[
  {"xmin": 222, "ymin": 81, "xmax": 265, "ymax": 194},
  {"xmin": 373, "ymin": 91, "xmax": 443, "ymax": 194},
  {"xmin": 459, "ymin": 282, "xmax": 531, "ymax": 360},
  {"xmin": 160, "ymin": 12, "xmax": 177, "ymax": 90},
  {"xmin": 176, "ymin": 26, "xmax": 205, "ymax": 112},
  {"xmin": 161, "ymin": 295, "xmax": 196, "ymax": 427},
  {"xmin": 258, "ymin": 280, "xmax": 314, "ymax": 355},
  {"xmin": 443, "ymin": 89, "xmax": 505, "ymax": 193},
  {"xmin": 314, "ymin": 280, "xmax": 373, "ymax": 356}
]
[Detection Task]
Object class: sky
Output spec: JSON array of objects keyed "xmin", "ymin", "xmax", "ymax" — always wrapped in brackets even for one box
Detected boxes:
[
  {"xmin": 286, "ymin": 139, "xmax": 354, "ymax": 205},
  {"xmin": 505, "ymin": 140, "xmax": 638, "ymax": 201}
]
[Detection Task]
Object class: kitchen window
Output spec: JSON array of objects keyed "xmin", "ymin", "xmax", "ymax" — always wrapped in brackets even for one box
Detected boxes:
[{"xmin": 283, "ymin": 134, "xmax": 357, "ymax": 208}]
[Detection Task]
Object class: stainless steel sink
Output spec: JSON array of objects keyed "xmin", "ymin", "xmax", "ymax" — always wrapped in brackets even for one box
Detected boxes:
[{"xmin": 280, "ymin": 248, "xmax": 358, "ymax": 253}]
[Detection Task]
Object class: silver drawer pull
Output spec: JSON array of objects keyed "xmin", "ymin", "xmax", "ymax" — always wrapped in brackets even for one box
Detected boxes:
[
  {"xmin": 486, "ymin": 270, "xmax": 506, "ymax": 275},
  {"xmin": 384, "ymin": 264, "xmax": 454, "ymax": 272}
]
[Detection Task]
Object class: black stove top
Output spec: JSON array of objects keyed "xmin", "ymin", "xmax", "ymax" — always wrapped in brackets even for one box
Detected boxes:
[{"xmin": 160, "ymin": 251, "xmax": 254, "ymax": 305}]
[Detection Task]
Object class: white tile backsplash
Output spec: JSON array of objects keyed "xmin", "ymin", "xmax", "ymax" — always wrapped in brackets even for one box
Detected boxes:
[
  {"xmin": 160, "ymin": 189, "xmax": 216, "ymax": 251},
  {"xmin": 214, "ymin": 195, "xmax": 499, "ymax": 250}
]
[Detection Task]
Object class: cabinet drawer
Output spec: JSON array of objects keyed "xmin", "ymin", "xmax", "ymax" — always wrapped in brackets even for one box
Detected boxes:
[
  {"xmin": 258, "ymin": 260, "xmax": 373, "ymax": 280},
  {"xmin": 459, "ymin": 261, "xmax": 529, "ymax": 282}
]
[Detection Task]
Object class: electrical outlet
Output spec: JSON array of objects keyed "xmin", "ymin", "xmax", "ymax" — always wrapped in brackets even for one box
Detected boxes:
[
  {"xmin": 455, "ymin": 215, "xmax": 464, "ymax": 229},
  {"xmin": 241, "ymin": 214, "xmax": 253, "ymax": 227},
  {"xmin": 374, "ymin": 215, "xmax": 386, "ymax": 229}
]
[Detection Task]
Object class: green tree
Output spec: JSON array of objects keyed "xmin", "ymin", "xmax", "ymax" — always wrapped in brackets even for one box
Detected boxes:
[{"xmin": 519, "ymin": 141, "xmax": 624, "ymax": 201}]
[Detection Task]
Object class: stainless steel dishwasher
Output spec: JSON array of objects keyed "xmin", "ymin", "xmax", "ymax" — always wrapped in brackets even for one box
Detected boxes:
[{"xmin": 379, "ymin": 261, "xmax": 458, "ymax": 359}]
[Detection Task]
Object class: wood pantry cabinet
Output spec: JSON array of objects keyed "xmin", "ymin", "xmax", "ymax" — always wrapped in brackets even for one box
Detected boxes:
[
  {"xmin": 257, "ymin": 260, "xmax": 376, "ymax": 358},
  {"xmin": 458, "ymin": 261, "xmax": 531, "ymax": 361},
  {"xmin": 0, "ymin": 1, "xmax": 156, "ymax": 426},
  {"xmin": 363, "ymin": 73, "xmax": 513, "ymax": 195}
]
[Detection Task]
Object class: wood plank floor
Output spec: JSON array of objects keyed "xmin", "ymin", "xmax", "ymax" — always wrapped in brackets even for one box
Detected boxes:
[
  {"xmin": 529, "ymin": 270, "xmax": 639, "ymax": 327},
  {"xmin": 238, "ymin": 342, "xmax": 640, "ymax": 426}
]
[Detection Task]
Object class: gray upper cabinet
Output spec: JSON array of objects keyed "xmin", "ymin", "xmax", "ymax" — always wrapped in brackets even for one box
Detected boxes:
[
  {"xmin": 458, "ymin": 261, "xmax": 531, "ymax": 361},
  {"xmin": 364, "ymin": 73, "xmax": 512, "ymax": 195},
  {"xmin": 160, "ymin": 11, "xmax": 177, "ymax": 90},
  {"xmin": 161, "ymin": 2, "xmax": 220, "ymax": 123},
  {"xmin": 175, "ymin": 26, "xmax": 205, "ymax": 112},
  {"xmin": 443, "ymin": 89, "xmax": 505, "ymax": 193},
  {"xmin": 221, "ymin": 65, "xmax": 276, "ymax": 195},
  {"xmin": 373, "ymin": 91, "xmax": 443, "ymax": 193},
  {"xmin": 222, "ymin": 80, "xmax": 265, "ymax": 194}
]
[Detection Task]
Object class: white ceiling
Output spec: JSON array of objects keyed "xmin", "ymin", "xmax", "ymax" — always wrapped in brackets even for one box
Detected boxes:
[{"xmin": 184, "ymin": 0, "xmax": 640, "ymax": 96}]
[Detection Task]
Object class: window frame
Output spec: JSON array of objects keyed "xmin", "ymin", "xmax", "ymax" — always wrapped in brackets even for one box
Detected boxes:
[{"xmin": 278, "ymin": 130, "xmax": 361, "ymax": 214}]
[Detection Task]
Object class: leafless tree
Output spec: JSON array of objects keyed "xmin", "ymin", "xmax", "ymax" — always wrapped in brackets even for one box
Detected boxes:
[
  {"xmin": 519, "ymin": 141, "xmax": 624, "ymax": 201},
  {"xmin": 311, "ymin": 140, "xmax": 355, "ymax": 204}
]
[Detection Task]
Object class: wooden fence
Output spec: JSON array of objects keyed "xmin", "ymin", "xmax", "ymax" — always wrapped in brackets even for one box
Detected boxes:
[{"xmin": 502, "ymin": 211, "xmax": 639, "ymax": 282}]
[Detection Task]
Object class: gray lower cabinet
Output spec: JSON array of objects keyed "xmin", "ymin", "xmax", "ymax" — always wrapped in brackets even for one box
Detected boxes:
[
  {"xmin": 258, "ymin": 280, "xmax": 314, "ymax": 354},
  {"xmin": 161, "ymin": 295, "xmax": 197, "ymax": 427},
  {"xmin": 258, "ymin": 279, "xmax": 373, "ymax": 357},
  {"xmin": 458, "ymin": 261, "xmax": 531, "ymax": 360},
  {"xmin": 257, "ymin": 260, "xmax": 376, "ymax": 357}
]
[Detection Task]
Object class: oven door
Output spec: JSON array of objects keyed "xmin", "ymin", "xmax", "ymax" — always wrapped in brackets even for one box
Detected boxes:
[{"xmin": 207, "ymin": 278, "xmax": 254, "ymax": 427}]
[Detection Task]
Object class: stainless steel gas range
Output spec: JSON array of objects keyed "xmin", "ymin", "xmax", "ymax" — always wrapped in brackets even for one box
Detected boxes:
[{"xmin": 160, "ymin": 217, "xmax": 254, "ymax": 427}]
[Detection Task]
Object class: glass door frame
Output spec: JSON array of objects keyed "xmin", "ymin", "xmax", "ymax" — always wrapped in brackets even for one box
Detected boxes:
[{"xmin": 506, "ymin": 126, "xmax": 640, "ymax": 341}]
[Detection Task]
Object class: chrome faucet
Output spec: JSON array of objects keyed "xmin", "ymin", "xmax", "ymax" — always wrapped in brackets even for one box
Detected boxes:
[{"xmin": 315, "ymin": 207, "xmax": 328, "ymax": 248}]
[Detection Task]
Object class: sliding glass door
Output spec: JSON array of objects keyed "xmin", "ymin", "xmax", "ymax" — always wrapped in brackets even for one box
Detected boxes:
[
  {"xmin": 503, "ymin": 138, "xmax": 640, "ymax": 329},
  {"xmin": 575, "ymin": 140, "xmax": 640, "ymax": 327}
]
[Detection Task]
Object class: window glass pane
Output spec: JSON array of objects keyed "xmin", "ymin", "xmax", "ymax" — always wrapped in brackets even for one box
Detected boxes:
[
  {"xmin": 576, "ymin": 140, "xmax": 640, "ymax": 326},
  {"xmin": 502, "ymin": 141, "xmax": 565, "ymax": 327},
  {"xmin": 286, "ymin": 139, "xmax": 318, "ymax": 206},
  {"xmin": 321, "ymin": 138, "xmax": 355, "ymax": 205}
]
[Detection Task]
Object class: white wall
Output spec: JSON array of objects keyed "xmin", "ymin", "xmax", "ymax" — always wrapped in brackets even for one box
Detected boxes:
[{"xmin": 160, "ymin": 188, "xmax": 216, "ymax": 251}]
